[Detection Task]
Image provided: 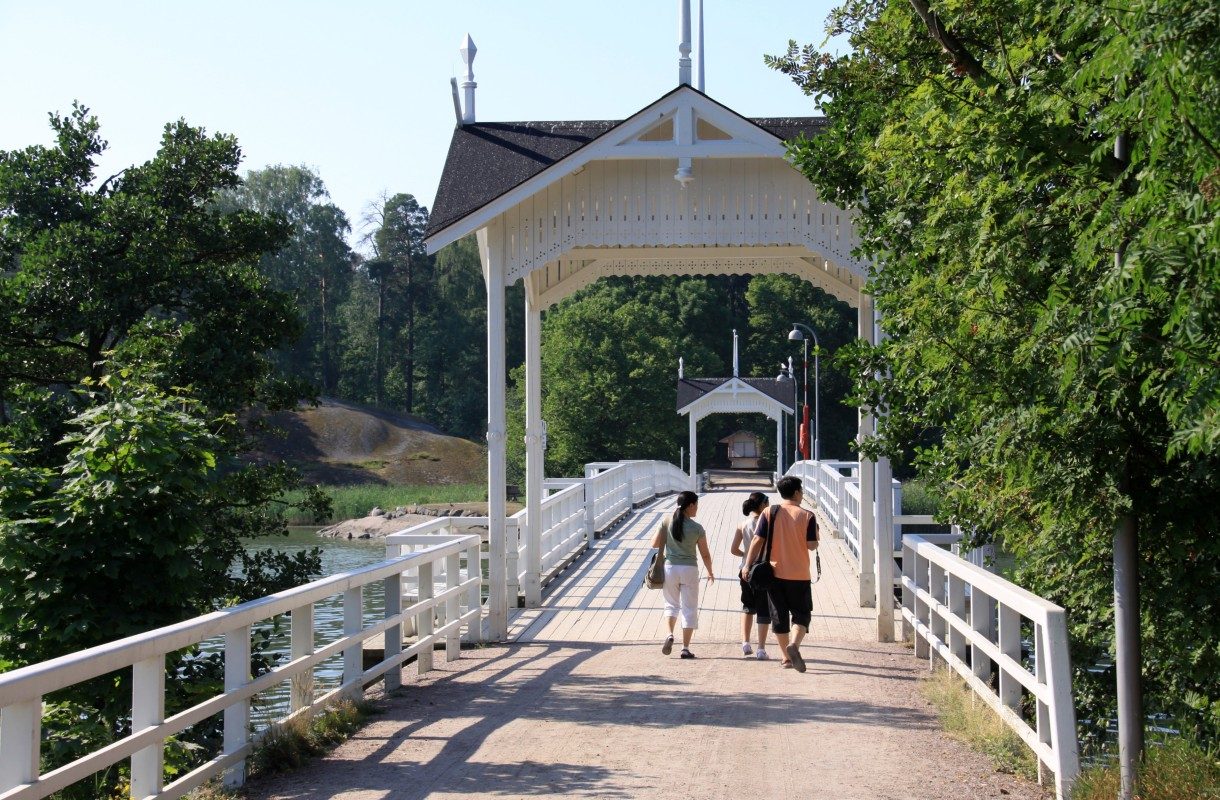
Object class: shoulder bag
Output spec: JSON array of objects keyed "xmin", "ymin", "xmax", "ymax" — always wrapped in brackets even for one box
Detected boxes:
[
  {"xmin": 746, "ymin": 505, "xmax": 780, "ymax": 591},
  {"xmin": 644, "ymin": 519, "xmax": 668, "ymax": 590}
]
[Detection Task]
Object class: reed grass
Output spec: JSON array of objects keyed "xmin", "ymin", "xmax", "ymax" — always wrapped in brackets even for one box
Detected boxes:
[
  {"xmin": 1071, "ymin": 738, "xmax": 1220, "ymax": 799},
  {"xmin": 922, "ymin": 667, "xmax": 1039, "ymax": 780},
  {"xmin": 282, "ymin": 484, "xmax": 486, "ymax": 524}
]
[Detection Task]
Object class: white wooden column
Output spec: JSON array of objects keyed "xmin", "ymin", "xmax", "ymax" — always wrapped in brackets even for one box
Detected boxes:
[
  {"xmin": 480, "ymin": 229, "xmax": 508, "ymax": 640},
  {"xmin": 688, "ymin": 413, "xmax": 697, "ymax": 489},
  {"xmin": 523, "ymin": 285, "xmax": 544, "ymax": 607},
  {"xmin": 857, "ymin": 293, "xmax": 877, "ymax": 608},
  {"xmin": 873, "ymin": 306, "xmax": 896, "ymax": 641},
  {"xmin": 775, "ymin": 415, "xmax": 784, "ymax": 475}
]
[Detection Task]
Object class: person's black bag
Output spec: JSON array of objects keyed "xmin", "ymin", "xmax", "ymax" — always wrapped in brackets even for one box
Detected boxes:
[{"xmin": 746, "ymin": 505, "xmax": 779, "ymax": 591}]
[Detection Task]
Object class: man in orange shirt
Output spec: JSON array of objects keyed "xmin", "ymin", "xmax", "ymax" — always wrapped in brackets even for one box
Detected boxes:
[{"xmin": 739, "ymin": 475, "xmax": 819, "ymax": 672}]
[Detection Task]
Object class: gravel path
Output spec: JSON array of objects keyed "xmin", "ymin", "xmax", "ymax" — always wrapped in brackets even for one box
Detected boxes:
[{"xmin": 245, "ymin": 640, "xmax": 1047, "ymax": 800}]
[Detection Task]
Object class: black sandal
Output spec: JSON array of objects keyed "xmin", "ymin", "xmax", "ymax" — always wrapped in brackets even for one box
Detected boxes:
[{"xmin": 680, "ymin": 649, "xmax": 695, "ymax": 659}]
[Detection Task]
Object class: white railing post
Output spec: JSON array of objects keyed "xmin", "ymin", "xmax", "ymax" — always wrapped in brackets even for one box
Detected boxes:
[
  {"xmin": 289, "ymin": 602, "xmax": 315, "ymax": 709},
  {"xmin": 901, "ymin": 538, "xmax": 915, "ymax": 641},
  {"xmin": 929, "ymin": 561, "xmax": 947, "ymax": 665},
  {"xmin": 505, "ymin": 518, "xmax": 521, "ymax": 609},
  {"xmin": 998, "ymin": 605, "xmax": 1023, "ymax": 713},
  {"xmin": 417, "ymin": 562, "xmax": 434, "ymax": 675},
  {"xmin": 948, "ymin": 574, "xmax": 969, "ymax": 665},
  {"xmin": 222, "ymin": 626, "xmax": 251, "ymax": 788},
  {"xmin": 383, "ymin": 547, "xmax": 402, "ymax": 692},
  {"xmin": 465, "ymin": 542, "xmax": 483, "ymax": 643},
  {"xmin": 970, "ymin": 586, "xmax": 996, "ymax": 684},
  {"xmin": 1045, "ymin": 610, "xmax": 1080, "ymax": 798},
  {"xmin": 130, "ymin": 656, "xmax": 165, "ymax": 799},
  {"xmin": 913, "ymin": 551, "xmax": 930, "ymax": 659},
  {"xmin": 342, "ymin": 587, "xmax": 362, "ymax": 698},
  {"xmin": 583, "ymin": 478, "xmax": 596, "ymax": 545},
  {"xmin": 446, "ymin": 551, "xmax": 462, "ymax": 661},
  {"xmin": 0, "ymin": 698, "xmax": 41, "ymax": 793}
]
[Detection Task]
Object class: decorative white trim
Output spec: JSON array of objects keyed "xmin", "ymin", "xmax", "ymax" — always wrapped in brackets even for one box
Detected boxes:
[
  {"xmin": 680, "ymin": 376, "xmax": 794, "ymax": 419},
  {"xmin": 424, "ymin": 86, "xmax": 795, "ymax": 254}
]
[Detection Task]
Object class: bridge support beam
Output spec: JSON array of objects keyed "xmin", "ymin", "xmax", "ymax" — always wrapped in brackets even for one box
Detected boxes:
[
  {"xmin": 857, "ymin": 293, "xmax": 877, "ymax": 609},
  {"xmin": 479, "ymin": 229, "xmax": 508, "ymax": 640},
  {"xmin": 523, "ymin": 285, "xmax": 544, "ymax": 607}
]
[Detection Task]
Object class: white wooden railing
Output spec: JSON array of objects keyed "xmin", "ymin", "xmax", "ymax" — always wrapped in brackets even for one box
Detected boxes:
[
  {"xmin": 508, "ymin": 459, "xmax": 689, "ymax": 601},
  {"xmin": 0, "ymin": 524, "xmax": 483, "ymax": 800},
  {"xmin": 901, "ymin": 534, "xmax": 1079, "ymax": 799}
]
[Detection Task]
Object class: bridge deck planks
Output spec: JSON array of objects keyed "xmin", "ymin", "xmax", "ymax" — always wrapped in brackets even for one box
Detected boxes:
[{"xmin": 509, "ymin": 490, "xmax": 894, "ymax": 645}]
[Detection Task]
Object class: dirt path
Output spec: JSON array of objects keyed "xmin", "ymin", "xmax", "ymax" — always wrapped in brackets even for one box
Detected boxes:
[{"xmin": 245, "ymin": 640, "xmax": 1046, "ymax": 800}]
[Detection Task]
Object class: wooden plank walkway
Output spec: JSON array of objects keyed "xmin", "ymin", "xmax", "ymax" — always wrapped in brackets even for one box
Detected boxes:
[
  {"xmin": 248, "ymin": 490, "xmax": 1040, "ymax": 800},
  {"xmin": 508, "ymin": 489, "xmax": 893, "ymax": 646}
]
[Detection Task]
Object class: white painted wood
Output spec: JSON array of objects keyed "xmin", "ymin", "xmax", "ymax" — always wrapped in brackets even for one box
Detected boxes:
[
  {"xmin": 0, "ymin": 699, "xmax": 40, "ymax": 793},
  {"xmin": 130, "ymin": 657, "xmax": 165, "ymax": 799},
  {"xmin": 480, "ymin": 228, "xmax": 509, "ymax": 641},
  {"xmin": 875, "ymin": 453, "xmax": 896, "ymax": 642},
  {"xmin": 523, "ymin": 288, "xmax": 544, "ymax": 607},
  {"xmin": 382, "ymin": 565, "xmax": 402, "ymax": 692},
  {"xmin": 688, "ymin": 414, "xmax": 697, "ymax": 484},
  {"xmin": 417, "ymin": 562, "xmax": 434, "ymax": 675},
  {"xmin": 857, "ymin": 294, "xmax": 877, "ymax": 608},
  {"xmin": 222, "ymin": 627, "xmax": 250, "ymax": 788},
  {"xmin": 459, "ymin": 34, "xmax": 476, "ymax": 124},
  {"xmin": 289, "ymin": 603, "xmax": 315, "ymax": 709},
  {"xmin": 445, "ymin": 552, "xmax": 462, "ymax": 662},
  {"xmin": 900, "ymin": 534, "xmax": 1079, "ymax": 799}
]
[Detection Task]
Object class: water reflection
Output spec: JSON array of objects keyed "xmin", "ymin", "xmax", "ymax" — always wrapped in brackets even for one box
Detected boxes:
[{"xmin": 204, "ymin": 528, "xmax": 391, "ymax": 728}]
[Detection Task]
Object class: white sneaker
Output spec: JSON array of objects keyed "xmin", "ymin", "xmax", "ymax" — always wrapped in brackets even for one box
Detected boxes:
[
  {"xmin": 756, "ymin": 649, "xmax": 770, "ymax": 661},
  {"xmin": 741, "ymin": 642, "xmax": 753, "ymax": 656}
]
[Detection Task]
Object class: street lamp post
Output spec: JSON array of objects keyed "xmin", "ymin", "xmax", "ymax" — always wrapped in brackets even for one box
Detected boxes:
[{"xmin": 788, "ymin": 323, "xmax": 820, "ymax": 463}]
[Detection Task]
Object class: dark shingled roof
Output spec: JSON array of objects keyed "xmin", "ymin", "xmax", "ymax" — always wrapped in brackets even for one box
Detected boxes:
[
  {"xmin": 676, "ymin": 378, "xmax": 795, "ymax": 413},
  {"xmin": 426, "ymin": 93, "xmax": 829, "ymax": 240}
]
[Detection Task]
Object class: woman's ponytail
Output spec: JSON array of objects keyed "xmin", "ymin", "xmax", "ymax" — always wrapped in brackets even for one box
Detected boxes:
[
  {"xmin": 671, "ymin": 490, "xmax": 698, "ymax": 542},
  {"xmin": 741, "ymin": 491, "xmax": 767, "ymax": 516}
]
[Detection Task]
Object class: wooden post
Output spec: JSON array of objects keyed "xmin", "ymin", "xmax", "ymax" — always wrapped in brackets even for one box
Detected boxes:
[
  {"xmin": 998, "ymin": 606, "xmax": 1022, "ymax": 712},
  {"xmin": 875, "ymin": 454, "xmax": 895, "ymax": 641},
  {"xmin": 481, "ymin": 229, "xmax": 508, "ymax": 641},
  {"xmin": 688, "ymin": 412, "xmax": 697, "ymax": 487},
  {"xmin": 222, "ymin": 626, "xmax": 251, "ymax": 787},
  {"xmin": 0, "ymin": 698, "xmax": 41, "ymax": 793},
  {"xmin": 383, "ymin": 546, "xmax": 402, "ymax": 692},
  {"xmin": 901, "ymin": 540, "xmax": 915, "ymax": 641},
  {"xmin": 290, "ymin": 603, "xmax": 315, "ymax": 709},
  {"xmin": 342, "ymin": 588, "xmax": 363, "ymax": 698},
  {"xmin": 970, "ymin": 585, "xmax": 996, "ymax": 683},
  {"xmin": 913, "ymin": 552, "xmax": 930, "ymax": 659},
  {"xmin": 418, "ymin": 562, "xmax": 434, "ymax": 675},
  {"xmin": 446, "ymin": 551, "xmax": 462, "ymax": 661},
  {"xmin": 131, "ymin": 656, "xmax": 165, "ymax": 799},
  {"xmin": 948, "ymin": 574, "xmax": 968, "ymax": 664},
  {"xmin": 465, "ymin": 542, "xmax": 482, "ymax": 643},
  {"xmin": 857, "ymin": 294, "xmax": 877, "ymax": 608},
  {"xmin": 523, "ymin": 286, "xmax": 544, "ymax": 607},
  {"xmin": 929, "ymin": 562, "xmax": 947, "ymax": 662}
]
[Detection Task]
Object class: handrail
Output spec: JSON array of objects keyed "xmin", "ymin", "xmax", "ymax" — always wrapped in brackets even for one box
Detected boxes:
[
  {"xmin": 0, "ymin": 527, "xmax": 483, "ymax": 800},
  {"xmin": 900, "ymin": 534, "xmax": 1079, "ymax": 799}
]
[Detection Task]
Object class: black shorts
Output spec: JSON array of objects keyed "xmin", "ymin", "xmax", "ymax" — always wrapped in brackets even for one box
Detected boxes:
[
  {"xmin": 739, "ymin": 579, "xmax": 772, "ymax": 624},
  {"xmin": 766, "ymin": 578, "xmax": 812, "ymax": 634}
]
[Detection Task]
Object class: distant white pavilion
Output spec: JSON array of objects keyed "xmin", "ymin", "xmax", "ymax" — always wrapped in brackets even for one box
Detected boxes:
[{"xmin": 424, "ymin": 0, "xmax": 895, "ymax": 642}]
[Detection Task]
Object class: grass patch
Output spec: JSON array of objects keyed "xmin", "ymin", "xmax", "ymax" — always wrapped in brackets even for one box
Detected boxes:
[
  {"xmin": 1072, "ymin": 738, "xmax": 1220, "ymax": 799},
  {"xmin": 185, "ymin": 783, "xmax": 243, "ymax": 799},
  {"xmin": 249, "ymin": 698, "xmax": 378, "ymax": 777},
  {"xmin": 922, "ymin": 667, "xmax": 1038, "ymax": 780},
  {"xmin": 901, "ymin": 479, "xmax": 943, "ymax": 516},
  {"xmin": 283, "ymin": 483, "xmax": 486, "ymax": 524}
]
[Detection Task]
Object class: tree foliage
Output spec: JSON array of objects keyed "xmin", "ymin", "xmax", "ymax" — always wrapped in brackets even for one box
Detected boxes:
[{"xmin": 769, "ymin": 0, "xmax": 1220, "ymax": 740}]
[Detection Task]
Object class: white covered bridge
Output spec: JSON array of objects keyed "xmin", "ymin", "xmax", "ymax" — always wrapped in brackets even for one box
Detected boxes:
[{"xmin": 0, "ymin": 7, "xmax": 1081, "ymax": 800}]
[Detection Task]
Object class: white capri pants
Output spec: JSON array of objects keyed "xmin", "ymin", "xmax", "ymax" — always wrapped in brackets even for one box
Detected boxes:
[{"xmin": 662, "ymin": 563, "xmax": 700, "ymax": 629}]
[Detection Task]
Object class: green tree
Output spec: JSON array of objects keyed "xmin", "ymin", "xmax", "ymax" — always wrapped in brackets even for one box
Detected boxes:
[
  {"xmin": 0, "ymin": 107, "xmax": 326, "ymax": 791},
  {"xmin": 769, "ymin": 0, "xmax": 1220, "ymax": 744},
  {"xmin": 218, "ymin": 165, "xmax": 355, "ymax": 395}
]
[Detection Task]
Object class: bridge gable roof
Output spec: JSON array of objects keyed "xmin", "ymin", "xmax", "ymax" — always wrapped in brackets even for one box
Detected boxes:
[
  {"xmin": 677, "ymin": 376, "xmax": 794, "ymax": 415},
  {"xmin": 426, "ymin": 84, "xmax": 827, "ymax": 248}
]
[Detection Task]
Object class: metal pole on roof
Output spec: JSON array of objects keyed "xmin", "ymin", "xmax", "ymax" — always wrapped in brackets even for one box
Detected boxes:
[{"xmin": 696, "ymin": 0, "xmax": 705, "ymax": 91}]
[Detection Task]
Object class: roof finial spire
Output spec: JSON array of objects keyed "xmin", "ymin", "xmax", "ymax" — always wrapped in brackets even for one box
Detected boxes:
[
  {"xmin": 459, "ymin": 33, "xmax": 477, "ymax": 124},
  {"xmin": 696, "ymin": 0, "xmax": 705, "ymax": 91},
  {"xmin": 677, "ymin": 0, "xmax": 692, "ymax": 86},
  {"xmin": 732, "ymin": 329, "xmax": 739, "ymax": 377},
  {"xmin": 678, "ymin": 356, "xmax": 685, "ymax": 379}
]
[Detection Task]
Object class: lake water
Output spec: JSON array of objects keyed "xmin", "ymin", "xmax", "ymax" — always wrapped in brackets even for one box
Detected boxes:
[{"xmin": 207, "ymin": 529, "xmax": 392, "ymax": 727}]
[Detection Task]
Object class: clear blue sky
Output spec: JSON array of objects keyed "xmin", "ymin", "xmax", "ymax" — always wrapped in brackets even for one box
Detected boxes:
[{"xmin": 1, "ymin": 1, "xmax": 844, "ymax": 250}]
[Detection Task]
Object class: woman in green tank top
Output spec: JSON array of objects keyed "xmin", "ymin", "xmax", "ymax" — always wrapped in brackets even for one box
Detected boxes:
[{"xmin": 649, "ymin": 491, "xmax": 715, "ymax": 658}]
